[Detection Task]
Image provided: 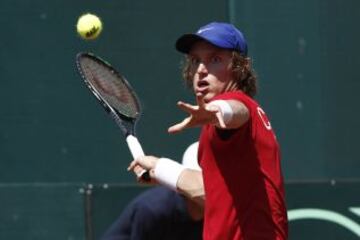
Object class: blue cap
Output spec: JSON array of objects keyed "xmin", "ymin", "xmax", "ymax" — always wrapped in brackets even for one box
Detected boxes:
[{"xmin": 175, "ymin": 22, "xmax": 248, "ymax": 56}]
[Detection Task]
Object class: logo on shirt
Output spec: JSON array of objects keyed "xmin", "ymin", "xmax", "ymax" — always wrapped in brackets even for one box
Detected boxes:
[{"xmin": 257, "ymin": 107, "xmax": 272, "ymax": 130}]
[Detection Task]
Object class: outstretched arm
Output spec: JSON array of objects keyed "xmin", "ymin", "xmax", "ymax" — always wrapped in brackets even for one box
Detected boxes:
[{"xmin": 168, "ymin": 93, "xmax": 250, "ymax": 133}]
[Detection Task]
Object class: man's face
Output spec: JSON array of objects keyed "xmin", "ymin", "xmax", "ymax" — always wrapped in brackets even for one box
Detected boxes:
[{"xmin": 188, "ymin": 41, "xmax": 234, "ymax": 102}]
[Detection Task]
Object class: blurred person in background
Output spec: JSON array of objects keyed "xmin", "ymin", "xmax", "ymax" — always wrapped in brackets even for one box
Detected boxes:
[{"xmin": 102, "ymin": 142, "xmax": 203, "ymax": 240}]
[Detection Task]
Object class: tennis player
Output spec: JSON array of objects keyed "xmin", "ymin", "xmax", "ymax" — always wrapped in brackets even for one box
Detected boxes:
[{"xmin": 129, "ymin": 22, "xmax": 288, "ymax": 240}]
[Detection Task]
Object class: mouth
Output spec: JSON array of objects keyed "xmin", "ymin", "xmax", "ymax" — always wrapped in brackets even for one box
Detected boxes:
[{"xmin": 195, "ymin": 80, "xmax": 209, "ymax": 94}]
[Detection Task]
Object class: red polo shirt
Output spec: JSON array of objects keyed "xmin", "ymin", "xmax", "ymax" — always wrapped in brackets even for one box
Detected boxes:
[{"xmin": 198, "ymin": 91, "xmax": 288, "ymax": 240}]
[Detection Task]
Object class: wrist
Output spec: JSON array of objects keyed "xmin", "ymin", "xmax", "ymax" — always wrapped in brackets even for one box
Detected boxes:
[
  {"xmin": 154, "ymin": 158, "xmax": 186, "ymax": 191},
  {"xmin": 209, "ymin": 100, "xmax": 233, "ymax": 124}
]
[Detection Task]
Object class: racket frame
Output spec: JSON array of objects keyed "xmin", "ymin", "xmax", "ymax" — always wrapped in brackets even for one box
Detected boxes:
[{"xmin": 76, "ymin": 52, "xmax": 149, "ymax": 179}]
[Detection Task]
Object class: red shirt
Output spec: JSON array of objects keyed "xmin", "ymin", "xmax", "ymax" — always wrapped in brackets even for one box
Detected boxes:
[{"xmin": 198, "ymin": 91, "xmax": 288, "ymax": 240}]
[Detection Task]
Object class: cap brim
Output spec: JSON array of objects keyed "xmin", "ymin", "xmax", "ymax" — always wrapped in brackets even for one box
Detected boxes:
[{"xmin": 175, "ymin": 34, "xmax": 206, "ymax": 54}]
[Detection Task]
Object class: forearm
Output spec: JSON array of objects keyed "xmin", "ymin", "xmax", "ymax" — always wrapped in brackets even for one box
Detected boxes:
[
  {"xmin": 129, "ymin": 156, "xmax": 205, "ymax": 205},
  {"xmin": 153, "ymin": 158, "xmax": 205, "ymax": 203},
  {"xmin": 153, "ymin": 159, "xmax": 205, "ymax": 219},
  {"xmin": 176, "ymin": 168, "xmax": 205, "ymax": 206}
]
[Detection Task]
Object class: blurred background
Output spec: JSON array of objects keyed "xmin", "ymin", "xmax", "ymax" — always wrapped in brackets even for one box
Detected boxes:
[{"xmin": 0, "ymin": 0, "xmax": 359, "ymax": 239}]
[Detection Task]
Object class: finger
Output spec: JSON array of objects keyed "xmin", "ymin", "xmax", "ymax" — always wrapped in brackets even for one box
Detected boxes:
[
  {"xmin": 128, "ymin": 159, "xmax": 150, "ymax": 180},
  {"xmin": 133, "ymin": 156, "xmax": 153, "ymax": 169},
  {"xmin": 205, "ymin": 104, "xmax": 220, "ymax": 113},
  {"xmin": 196, "ymin": 93, "xmax": 205, "ymax": 109},
  {"xmin": 215, "ymin": 111, "xmax": 226, "ymax": 128},
  {"xmin": 168, "ymin": 117, "xmax": 191, "ymax": 133},
  {"xmin": 177, "ymin": 101, "xmax": 197, "ymax": 113},
  {"xmin": 134, "ymin": 165, "xmax": 146, "ymax": 177},
  {"xmin": 127, "ymin": 160, "xmax": 137, "ymax": 171},
  {"xmin": 168, "ymin": 124, "xmax": 182, "ymax": 134},
  {"xmin": 127, "ymin": 158, "xmax": 147, "ymax": 170},
  {"xmin": 137, "ymin": 173, "xmax": 156, "ymax": 185}
]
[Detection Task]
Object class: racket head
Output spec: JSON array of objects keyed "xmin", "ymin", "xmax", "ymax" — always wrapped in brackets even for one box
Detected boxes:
[{"xmin": 76, "ymin": 52, "xmax": 141, "ymax": 121}]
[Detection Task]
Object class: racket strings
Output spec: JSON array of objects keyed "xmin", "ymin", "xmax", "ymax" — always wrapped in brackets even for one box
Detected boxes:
[{"xmin": 80, "ymin": 57, "xmax": 140, "ymax": 118}]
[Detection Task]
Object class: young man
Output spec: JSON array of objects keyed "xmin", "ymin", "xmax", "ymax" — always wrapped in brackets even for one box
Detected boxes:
[{"xmin": 129, "ymin": 22, "xmax": 288, "ymax": 240}]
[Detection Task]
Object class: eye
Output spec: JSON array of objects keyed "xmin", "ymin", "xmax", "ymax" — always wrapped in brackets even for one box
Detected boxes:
[
  {"xmin": 190, "ymin": 57, "xmax": 200, "ymax": 65},
  {"xmin": 210, "ymin": 55, "xmax": 222, "ymax": 63}
]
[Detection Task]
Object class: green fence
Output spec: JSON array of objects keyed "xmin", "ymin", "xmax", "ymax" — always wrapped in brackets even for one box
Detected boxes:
[
  {"xmin": 0, "ymin": 183, "xmax": 85, "ymax": 240},
  {"xmin": 1, "ymin": 181, "xmax": 359, "ymax": 239}
]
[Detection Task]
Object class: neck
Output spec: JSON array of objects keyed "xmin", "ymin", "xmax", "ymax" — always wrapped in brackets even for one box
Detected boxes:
[{"xmin": 224, "ymin": 80, "xmax": 238, "ymax": 93}]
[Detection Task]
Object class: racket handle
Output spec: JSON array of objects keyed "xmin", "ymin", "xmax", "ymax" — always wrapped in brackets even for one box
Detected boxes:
[
  {"xmin": 126, "ymin": 135, "xmax": 151, "ymax": 181},
  {"xmin": 126, "ymin": 135, "xmax": 145, "ymax": 158},
  {"xmin": 138, "ymin": 168, "xmax": 151, "ymax": 181}
]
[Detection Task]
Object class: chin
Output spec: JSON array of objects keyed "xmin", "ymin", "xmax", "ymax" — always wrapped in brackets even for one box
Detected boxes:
[{"xmin": 203, "ymin": 94, "xmax": 214, "ymax": 103}]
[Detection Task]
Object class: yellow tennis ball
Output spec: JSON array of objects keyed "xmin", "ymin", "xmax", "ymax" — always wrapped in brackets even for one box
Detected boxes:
[{"xmin": 76, "ymin": 13, "xmax": 102, "ymax": 40}]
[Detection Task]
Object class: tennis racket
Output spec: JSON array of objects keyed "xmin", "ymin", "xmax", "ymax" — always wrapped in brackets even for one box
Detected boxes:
[{"xmin": 75, "ymin": 52, "xmax": 150, "ymax": 181}]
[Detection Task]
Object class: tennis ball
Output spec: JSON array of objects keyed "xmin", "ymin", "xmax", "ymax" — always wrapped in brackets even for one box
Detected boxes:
[{"xmin": 76, "ymin": 13, "xmax": 102, "ymax": 40}]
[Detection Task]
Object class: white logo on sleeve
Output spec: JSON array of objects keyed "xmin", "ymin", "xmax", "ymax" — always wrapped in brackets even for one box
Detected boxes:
[{"xmin": 257, "ymin": 107, "xmax": 272, "ymax": 130}]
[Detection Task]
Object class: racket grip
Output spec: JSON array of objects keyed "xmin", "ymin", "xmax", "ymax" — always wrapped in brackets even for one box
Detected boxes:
[
  {"xmin": 126, "ymin": 135, "xmax": 145, "ymax": 158},
  {"xmin": 126, "ymin": 135, "xmax": 150, "ymax": 181},
  {"xmin": 138, "ymin": 168, "xmax": 151, "ymax": 181}
]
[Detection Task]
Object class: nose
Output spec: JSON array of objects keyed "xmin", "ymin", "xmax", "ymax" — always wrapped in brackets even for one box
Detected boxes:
[{"xmin": 196, "ymin": 63, "xmax": 208, "ymax": 75}]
